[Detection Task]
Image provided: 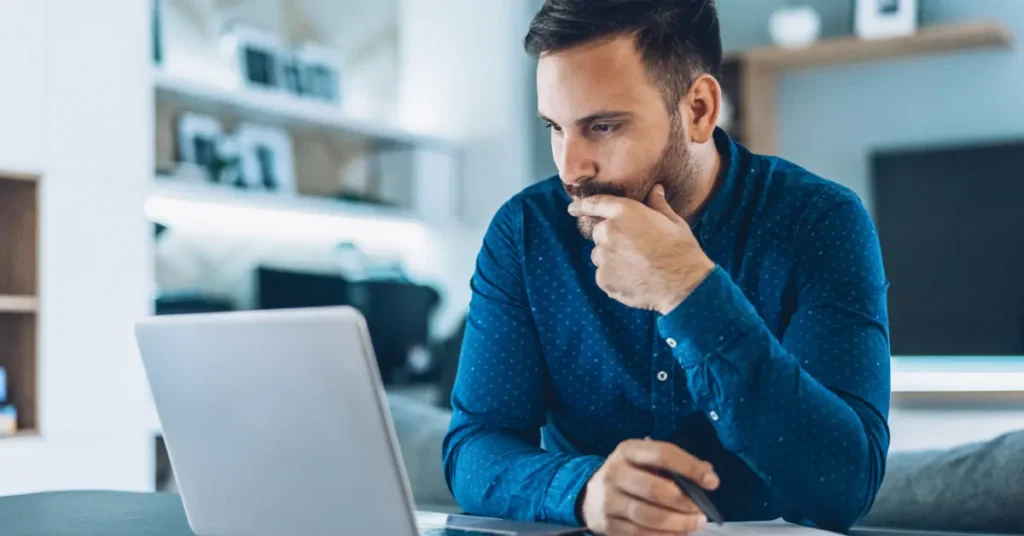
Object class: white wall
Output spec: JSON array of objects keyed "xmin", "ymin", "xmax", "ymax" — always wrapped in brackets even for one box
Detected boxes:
[
  {"xmin": 397, "ymin": 0, "xmax": 535, "ymax": 228},
  {"xmin": 0, "ymin": 1, "xmax": 45, "ymax": 174},
  {"xmin": 0, "ymin": 0, "xmax": 155, "ymax": 495}
]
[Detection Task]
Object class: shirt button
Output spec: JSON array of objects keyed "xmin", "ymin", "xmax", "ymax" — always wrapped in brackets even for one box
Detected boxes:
[
  {"xmin": 657, "ymin": 371, "xmax": 668, "ymax": 381},
  {"xmin": 666, "ymin": 337, "xmax": 678, "ymax": 348},
  {"xmin": 709, "ymin": 411, "xmax": 719, "ymax": 421}
]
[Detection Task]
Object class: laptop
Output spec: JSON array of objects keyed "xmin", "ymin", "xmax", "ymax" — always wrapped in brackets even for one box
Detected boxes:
[{"xmin": 135, "ymin": 307, "xmax": 582, "ymax": 536}]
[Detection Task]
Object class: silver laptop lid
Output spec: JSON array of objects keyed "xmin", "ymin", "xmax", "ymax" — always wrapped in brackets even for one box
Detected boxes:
[{"xmin": 136, "ymin": 307, "xmax": 419, "ymax": 536}]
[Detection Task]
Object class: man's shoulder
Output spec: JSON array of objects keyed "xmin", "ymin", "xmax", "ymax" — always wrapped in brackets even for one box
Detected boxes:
[{"xmin": 754, "ymin": 152, "xmax": 864, "ymax": 218}]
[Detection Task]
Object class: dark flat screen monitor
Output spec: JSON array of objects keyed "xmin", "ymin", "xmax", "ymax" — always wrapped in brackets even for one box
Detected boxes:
[{"xmin": 871, "ymin": 140, "xmax": 1024, "ymax": 355}]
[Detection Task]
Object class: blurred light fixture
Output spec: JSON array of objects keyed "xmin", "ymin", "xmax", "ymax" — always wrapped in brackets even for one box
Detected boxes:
[
  {"xmin": 144, "ymin": 191, "xmax": 429, "ymax": 253},
  {"xmin": 891, "ymin": 357, "xmax": 1024, "ymax": 392}
]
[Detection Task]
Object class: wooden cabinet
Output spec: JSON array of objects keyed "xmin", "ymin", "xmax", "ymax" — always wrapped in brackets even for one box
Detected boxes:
[{"xmin": 0, "ymin": 174, "xmax": 39, "ymax": 434}]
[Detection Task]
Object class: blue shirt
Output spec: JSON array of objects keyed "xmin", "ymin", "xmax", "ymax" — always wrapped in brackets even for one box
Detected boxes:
[{"xmin": 442, "ymin": 128, "xmax": 891, "ymax": 532}]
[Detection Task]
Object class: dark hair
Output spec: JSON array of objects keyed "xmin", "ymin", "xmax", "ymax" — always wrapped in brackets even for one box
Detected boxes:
[{"xmin": 524, "ymin": 0, "xmax": 722, "ymax": 110}]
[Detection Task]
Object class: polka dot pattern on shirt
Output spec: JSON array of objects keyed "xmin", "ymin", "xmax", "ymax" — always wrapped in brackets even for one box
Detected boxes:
[{"xmin": 443, "ymin": 129, "xmax": 890, "ymax": 532}]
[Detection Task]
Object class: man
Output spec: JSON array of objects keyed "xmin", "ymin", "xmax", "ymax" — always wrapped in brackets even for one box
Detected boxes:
[{"xmin": 442, "ymin": 1, "xmax": 890, "ymax": 534}]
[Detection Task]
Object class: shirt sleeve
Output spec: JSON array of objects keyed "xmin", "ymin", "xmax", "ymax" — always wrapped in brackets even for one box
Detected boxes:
[
  {"xmin": 442, "ymin": 199, "xmax": 604, "ymax": 526},
  {"xmin": 656, "ymin": 189, "xmax": 891, "ymax": 532}
]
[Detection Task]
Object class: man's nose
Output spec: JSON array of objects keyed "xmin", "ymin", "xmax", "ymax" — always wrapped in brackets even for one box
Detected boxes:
[{"xmin": 557, "ymin": 134, "xmax": 597, "ymax": 187}]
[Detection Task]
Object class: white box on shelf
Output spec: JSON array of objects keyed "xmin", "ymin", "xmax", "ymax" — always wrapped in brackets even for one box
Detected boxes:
[{"xmin": 855, "ymin": 0, "xmax": 918, "ymax": 40}]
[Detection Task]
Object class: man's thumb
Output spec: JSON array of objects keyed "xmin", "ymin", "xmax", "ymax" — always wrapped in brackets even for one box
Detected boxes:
[{"xmin": 646, "ymin": 184, "xmax": 683, "ymax": 224}]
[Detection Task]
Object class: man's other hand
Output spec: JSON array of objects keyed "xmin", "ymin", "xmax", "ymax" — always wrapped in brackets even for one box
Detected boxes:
[
  {"xmin": 579, "ymin": 439, "xmax": 720, "ymax": 535},
  {"xmin": 567, "ymin": 184, "xmax": 714, "ymax": 315}
]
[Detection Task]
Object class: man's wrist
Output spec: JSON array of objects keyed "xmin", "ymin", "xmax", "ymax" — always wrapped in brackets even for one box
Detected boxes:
[
  {"xmin": 657, "ymin": 257, "xmax": 715, "ymax": 315},
  {"xmin": 575, "ymin": 484, "xmax": 588, "ymax": 526}
]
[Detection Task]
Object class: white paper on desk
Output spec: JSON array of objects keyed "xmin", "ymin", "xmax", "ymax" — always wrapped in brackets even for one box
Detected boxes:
[
  {"xmin": 697, "ymin": 519, "xmax": 840, "ymax": 536},
  {"xmin": 415, "ymin": 511, "xmax": 585, "ymax": 535}
]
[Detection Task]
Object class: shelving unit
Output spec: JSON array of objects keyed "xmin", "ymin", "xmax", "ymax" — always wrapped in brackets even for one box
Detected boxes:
[
  {"xmin": 153, "ymin": 68, "xmax": 453, "ymax": 150},
  {"xmin": 722, "ymin": 21, "xmax": 1013, "ymax": 153},
  {"xmin": 152, "ymin": 68, "xmax": 460, "ymax": 225},
  {"xmin": 0, "ymin": 173, "xmax": 39, "ymax": 436},
  {"xmin": 0, "ymin": 296, "xmax": 38, "ymax": 314}
]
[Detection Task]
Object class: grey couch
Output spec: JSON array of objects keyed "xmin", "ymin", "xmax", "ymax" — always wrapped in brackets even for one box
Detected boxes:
[{"xmin": 388, "ymin": 395, "xmax": 1024, "ymax": 533}]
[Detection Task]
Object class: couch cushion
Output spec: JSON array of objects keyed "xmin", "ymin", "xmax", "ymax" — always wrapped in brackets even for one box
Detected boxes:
[{"xmin": 862, "ymin": 429, "xmax": 1024, "ymax": 533}]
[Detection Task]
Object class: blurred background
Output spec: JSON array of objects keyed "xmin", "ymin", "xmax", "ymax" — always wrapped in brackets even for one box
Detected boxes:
[{"xmin": 0, "ymin": 0, "xmax": 1021, "ymax": 504}]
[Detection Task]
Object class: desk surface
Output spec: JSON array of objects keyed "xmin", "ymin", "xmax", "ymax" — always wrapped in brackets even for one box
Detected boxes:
[{"xmin": 0, "ymin": 491, "xmax": 1009, "ymax": 536}]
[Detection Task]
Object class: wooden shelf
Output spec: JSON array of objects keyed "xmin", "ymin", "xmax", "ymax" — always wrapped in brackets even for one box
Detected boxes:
[
  {"xmin": 0, "ymin": 296, "xmax": 37, "ymax": 314},
  {"xmin": 153, "ymin": 68, "xmax": 454, "ymax": 150},
  {"xmin": 743, "ymin": 21, "xmax": 1012, "ymax": 72},
  {"xmin": 0, "ymin": 175, "xmax": 38, "ymax": 433},
  {"xmin": 724, "ymin": 21, "xmax": 1013, "ymax": 154}
]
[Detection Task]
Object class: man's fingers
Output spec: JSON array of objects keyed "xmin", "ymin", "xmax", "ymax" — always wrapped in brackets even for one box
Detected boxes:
[
  {"xmin": 606, "ymin": 507, "xmax": 708, "ymax": 536},
  {"xmin": 613, "ymin": 464, "xmax": 701, "ymax": 514},
  {"xmin": 592, "ymin": 220, "xmax": 610, "ymax": 245},
  {"xmin": 645, "ymin": 184, "xmax": 684, "ymax": 224},
  {"xmin": 605, "ymin": 516, "xmax": 680, "ymax": 536},
  {"xmin": 619, "ymin": 440, "xmax": 720, "ymax": 490},
  {"xmin": 569, "ymin": 195, "xmax": 635, "ymax": 219}
]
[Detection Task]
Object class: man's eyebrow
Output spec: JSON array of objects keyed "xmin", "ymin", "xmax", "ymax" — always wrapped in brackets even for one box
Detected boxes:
[
  {"xmin": 574, "ymin": 111, "xmax": 633, "ymax": 126},
  {"xmin": 537, "ymin": 111, "xmax": 633, "ymax": 127}
]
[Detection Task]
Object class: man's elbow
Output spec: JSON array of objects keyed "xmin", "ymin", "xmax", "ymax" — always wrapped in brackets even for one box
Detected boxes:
[{"xmin": 806, "ymin": 453, "xmax": 886, "ymax": 532}]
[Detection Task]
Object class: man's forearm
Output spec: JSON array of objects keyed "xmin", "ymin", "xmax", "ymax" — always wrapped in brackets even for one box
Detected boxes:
[
  {"xmin": 443, "ymin": 417, "xmax": 604, "ymax": 526},
  {"xmin": 657, "ymin": 267, "xmax": 890, "ymax": 531}
]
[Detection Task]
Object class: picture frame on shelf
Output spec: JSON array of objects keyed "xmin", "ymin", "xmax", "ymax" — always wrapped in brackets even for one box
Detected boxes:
[
  {"xmin": 855, "ymin": 0, "xmax": 918, "ymax": 40},
  {"xmin": 296, "ymin": 42, "xmax": 340, "ymax": 104},
  {"xmin": 220, "ymin": 23, "xmax": 341, "ymax": 105},
  {"xmin": 234, "ymin": 123, "xmax": 296, "ymax": 194},
  {"xmin": 221, "ymin": 23, "xmax": 288, "ymax": 92},
  {"xmin": 175, "ymin": 112, "xmax": 223, "ymax": 181}
]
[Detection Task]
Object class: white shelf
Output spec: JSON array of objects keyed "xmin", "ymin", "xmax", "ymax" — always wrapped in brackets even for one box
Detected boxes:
[
  {"xmin": 152, "ymin": 68, "xmax": 454, "ymax": 149},
  {"xmin": 891, "ymin": 356, "xmax": 1024, "ymax": 393},
  {"xmin": 0, "ymin": 295, "xmax": 37, "ymax": 313},
  {"xmin": 148, "ymin": 179, "xmax": 419, "ymax": 222}
]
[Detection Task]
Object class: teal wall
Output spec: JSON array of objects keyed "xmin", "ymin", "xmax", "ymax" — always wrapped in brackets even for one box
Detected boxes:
[{"xmin": 722, "ymin": 0, "xmax": 1024, "ymax": 209}]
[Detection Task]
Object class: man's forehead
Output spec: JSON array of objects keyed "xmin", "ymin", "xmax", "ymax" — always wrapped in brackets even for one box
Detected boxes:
[{"xmin": 536, "ymin": 36, "xmax": 659, "ymax": 119}]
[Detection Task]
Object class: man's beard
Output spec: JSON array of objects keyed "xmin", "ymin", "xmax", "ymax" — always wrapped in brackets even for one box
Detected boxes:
[{"xmin": 565, "ymin": 114, "xmax": 697, "ymax": 240}]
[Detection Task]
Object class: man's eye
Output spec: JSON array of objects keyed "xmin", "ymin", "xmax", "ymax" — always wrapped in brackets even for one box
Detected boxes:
[
  {"xmin": 591, "ymin": 124, "xmax": 615, "ymax": 134},
  {"xmin": 545, "ymin": 123, "xmax": 562, "ymax": 133}
]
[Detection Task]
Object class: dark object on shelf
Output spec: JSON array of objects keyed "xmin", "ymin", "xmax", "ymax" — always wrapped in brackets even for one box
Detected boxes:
[
  {"xmin": 257, "ymin": 267, "xmax": 349, "ymax": 310},
  {"xmin": 872, "ymin": 139, "xmax": 1024, "ymax": 355},
  {"xmin": 155, "ymin": 293, "xmax": 235, "ymax": 316},
  {"xmin": 348, "ymin": 279, "xmax": 441, "ymax": 385},
  {"xmin": 256, "ymin": 267, "xmax": 441, "ymax": 385}
]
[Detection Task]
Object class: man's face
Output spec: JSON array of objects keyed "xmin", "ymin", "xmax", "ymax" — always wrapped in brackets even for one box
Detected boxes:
[{"xmin": 537, "ymin": 35, "xmax": 696, "ymax": 239}]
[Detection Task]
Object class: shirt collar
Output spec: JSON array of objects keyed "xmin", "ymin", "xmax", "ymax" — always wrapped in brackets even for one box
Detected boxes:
[{"xmin": 695, "ymin": 127, "xmax": 744, "ymax": 242}]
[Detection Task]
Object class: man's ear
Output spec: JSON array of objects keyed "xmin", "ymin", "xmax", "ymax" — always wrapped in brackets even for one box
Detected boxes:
[{"xmin": 678, "ymin": 74, "xmax": 721, "ymax": 144}]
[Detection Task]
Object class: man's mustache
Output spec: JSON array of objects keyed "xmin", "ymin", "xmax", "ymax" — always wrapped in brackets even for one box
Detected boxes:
[{"xmin": 564, "ymin": 179, "xmax": 628, "ymax": 199}]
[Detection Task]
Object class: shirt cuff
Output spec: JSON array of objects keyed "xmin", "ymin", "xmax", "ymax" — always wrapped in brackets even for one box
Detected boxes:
[
  {"xmin": 656, "ymin": 266, "xmax": 763, "ymax": 367},
  {"xmin": 543, "ymin": 455, "xmax": 605, "ymax": 526}
]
